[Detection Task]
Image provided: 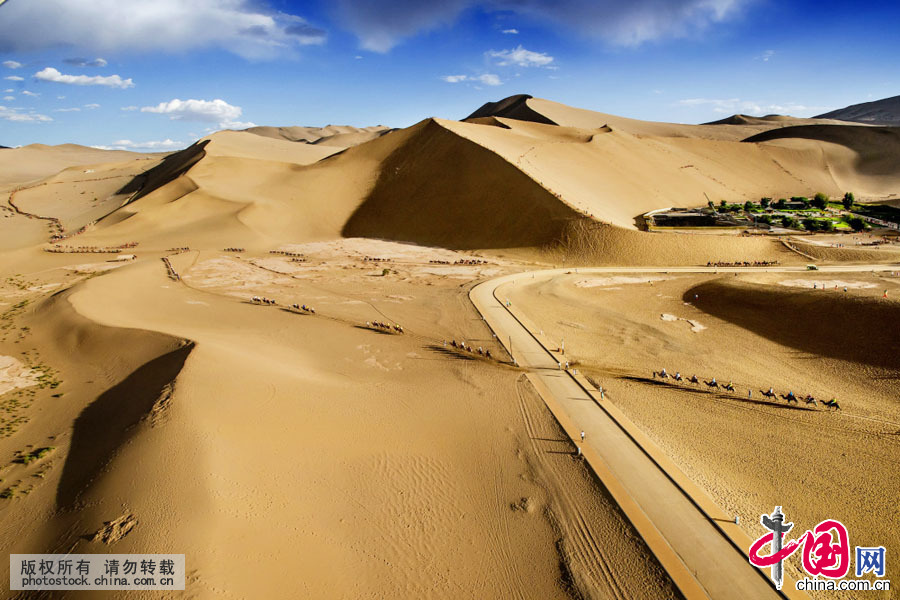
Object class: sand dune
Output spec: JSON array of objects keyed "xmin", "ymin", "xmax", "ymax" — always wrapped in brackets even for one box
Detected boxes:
[
  {"xmin": 243, "ymin": 124, "xmax": 391, "ymax": 147},
  {"xmin": 0, "ymin": 143, "xmax": 154, "ymax": 189},
  {"xmin": 2, "ymin": 94, "xmax": 900, "ymax": 598},
  {"xmin": 16, "ymin": 95, "xmax": 899, "ymax": 266}
]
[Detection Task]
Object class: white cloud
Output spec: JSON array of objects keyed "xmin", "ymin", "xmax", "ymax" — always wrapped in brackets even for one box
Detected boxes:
[
  {"xmin": 0, "ymin": 0, "xmax": 326, "ymax": 60},
  {"xmin": 57, "ymin": 95, "xmax": 66, "ymax": 99},
  {"xmin": 220, "ymin": 119, "xmax": 257, "ymax": 129},
  {"xmin": 486, "ymin": 45, "xmax": 554, "ymax": 67},
  {"xmin": 678, "ymin": 98, "xmax": 829, "ymax": 117},
  {"xmin": 141, "ymin": 98, "xmax": 240, "ymax": 121},
  {"xmin": 121, "ymin": 105, "xmax": 138, "ymax": 111},
  {"xmin": 63, "ymin": 57, "xmax": 108, "ymax": 67},
  {"xmin": 140, "ymin": 98, "xmax": 255, "ymax": 129},
  {"xmin": 54, "ymin": 107, "xmax": 81, "ymax": 112},
  {"xmin": 502, "ymin": 28, "xmax": 519, "ymax": 34},
  {"xmin": 96, "ymin": 138, "xmax": 186, "ymax": 151},
  {"xmin": 0, "ymin": 105, "xmax": 52, "ymax": 122},
  {"xmin": 334, "ymin": 1, "xmax": 463, "ymax": 52},
  {"xmin": 477, "ymin": 73, "xmax": 502, "ymax": 86},
  {"xmin": 334, "ymin": 0, "xmax": 747, "ymax": 51},
  {"xmin": 3, "ymin": 60, "xmax": 22, "ymax": 69},
  {"xmin": 3, "ymin": 96, "xmax": 14, "ymax": 101},
  {"xmin": 5, "ymin": 75, "xmax": 24, "ymax": 81},
  {"xmin": 84, "ymin": 103, "xmax": 101, "ymax": 109},
  {"xmin": 758, "ymin": 49, "xmax": 775, "ymax": 62},
  {"xmin": 34, "ymin": 67, "xmax": 134, "ymax": 88},
  {"xmin": 441, "ymin": 73, "xmax": 502, "ymax": 86},
  {"xmin": 21, "ymin": 90, "xmax": 40, "ymax": 97}
]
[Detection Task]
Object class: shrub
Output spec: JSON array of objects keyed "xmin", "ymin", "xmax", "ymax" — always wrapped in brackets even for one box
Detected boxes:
[
  {"xmin": 381, "ymin": 268, "xmax": 390, "ymax": 276},
  {"xmin": 774, "ymin": 198, "xmax": 787, "ymax": 210},
  {"xmin": 760, "ymin": 197, "xmax": 772, "ymax": 208},
  {"xmin": 781, "ymin": 216, "xmax": 799, "ymax": 228},
  {"xmin": 802, "ymin": 218, "xmax": 820, "ymax": 231},
  {"xmin": 744, "ymin": 200, "xmax": 754, "ymax": 212},
  {"xmin": 842, "ymin": 192, "xmax": 855, "ymax": 210},
  {"xmin": 811, "ymin": 193, "xmax": 828, "ymax": 209}
]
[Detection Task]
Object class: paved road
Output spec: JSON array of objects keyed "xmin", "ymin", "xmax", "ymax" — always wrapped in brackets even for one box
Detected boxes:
[{"xmin": 469, "ymin": 265, "xmax": 897, "ymax": 599}]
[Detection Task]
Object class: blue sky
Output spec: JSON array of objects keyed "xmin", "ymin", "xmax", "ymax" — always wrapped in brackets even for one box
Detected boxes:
[{"xmin": 0, "ymin": 0, "xmax": 898, "ymax": 149}]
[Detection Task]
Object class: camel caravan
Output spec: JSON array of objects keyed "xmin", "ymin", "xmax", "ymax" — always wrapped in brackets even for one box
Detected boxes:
[
  {"xmin": 651, "ymin": 368, "xmax": 841, "ymax": 410},
  {"xmin": 269, "ymin": 250, "xmax": 306, "ymax": 258},
  {"xmin": 365, "ymin": 321, "xmax": 403, "ymax": 334},
  {"xmin": 223, "ymin": 247, "xmax": 245, "ymax": 252},
  {"xmin": 45, "ymin": 241, "xmax": 139, "ymax": 254},
  {"xmin": 167, "ymin": 247, "xmax": 190, "ymax": 254},
  {"xmin": 363, "ymin": 256, "xmax": 392, "ymax": 262},
  {"xmin": 49, "ymin": 220, "xmax": 96, "ymax": 242},
  {"xmin": 705, "ymin": 260, "xmax": 779, "ymax": 267},
  {"xmin": 291, "ymin": 303, "xmax": 316, "ymax": 314},
  {"xmin": 429, "ymin": 259, "xmax": 490, "ymax": 265},
  {"xmin": 446, "ymin": 339, "xmax": 493, "ymax": 360},
  {"xmin": 251, "ymin": 295, "xmax": 277, "ymax": 306},
  {"xmin": 161, "ymin": 257, "xmax": 180, "ymax": 281}
]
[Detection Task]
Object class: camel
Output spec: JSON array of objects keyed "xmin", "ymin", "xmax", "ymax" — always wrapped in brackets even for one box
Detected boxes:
[
  {"xmin": 723, "ymin": 382, "xmax": 735, "ymax": 392},
  {"xmin": 823, "ymin": 398, "xmax": 841, "ymax": 411},
  {"xmin": 652, "ymin": 369, "xmax": 669, "ymax": 379},
  {"xmin": 804, "ymin": 395, "xmax": 818, "ymax": 407},
  {"xmin": 704, "ymin": 379, "xmax": 719, "ymax": 389},
  {"xmin": 673, "ymin": 372, "xmax": 683, "ymax": 382},
  {"xmin": 760, "ymin": 388, "xmax": 777, "ymax": 399},
  {"xmin": 688, "ymin": 375, "xmax": 700, "ymax": 385},
  {"xmin": 781, "ymin": 392, "xmax": 798, "ymax": 404}
]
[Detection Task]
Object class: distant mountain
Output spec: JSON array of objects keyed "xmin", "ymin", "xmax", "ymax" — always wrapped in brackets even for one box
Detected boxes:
[{"xmin": 815, "ymin": 95, "xmax": 900, "ymax": 125}]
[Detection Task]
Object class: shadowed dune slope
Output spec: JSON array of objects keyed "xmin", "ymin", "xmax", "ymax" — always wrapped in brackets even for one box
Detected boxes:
[
  {"xmin": 685, "ymin": 279, "xmax": 900, "ymax": 370},
  {"xmin": 465, "ymin": 94, "xmax": 558, "ymax": 125},
  {"xmin": 343, "ymin": 119, "xmax": 579, "ymax": 249},
  {"xmin": 743, "ymin": 124, "xmax": 900, "ymax": 177},
  {"xmin": 816, "ymin": 94, "xmax": 900, "ymax": 125},
  {"xmin": 115, "ymin": 139, "xmax": 209, "ymax": 203}
]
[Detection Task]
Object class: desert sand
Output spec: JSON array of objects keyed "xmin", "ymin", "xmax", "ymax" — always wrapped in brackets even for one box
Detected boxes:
[{"xmin": 1, "ymin": 95, "xmax": 898, "ymax": 598}]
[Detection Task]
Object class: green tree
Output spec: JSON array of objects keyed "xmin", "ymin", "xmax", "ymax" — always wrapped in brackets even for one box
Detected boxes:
[
  {"xmin": 760, "ymin": 197, "xmax": 772, "ymax": 208},
  {"xmin": 842, "ymin": 192, "xmax": 855, "ymax": 210},
  {"xmin": 782, "ymin": 216, "xmax": 799, "ymax": 229},
  {"xmin": 774, "ymin": 198, "xmax": 787, "ymax": 210},
  {"xmin": 822, "ymin": 220, "xmax": 835, "ymax": 232},
  {"xmin": 720, "ymin": 199, "xmax": 727, "ymax": 208},
  {"xmin": 744, "ymin": 200, "xmax": 754, "ymax": 212},
  {"xmin": 811, "ymin": 192, "xmax": 828, "ymax": 209},
  {"xmin": 847, "ymin": 217, "xmax": 868, "ymax": 232},
  {"xmin": 802, "ymin": 218, "xmax": 820, "ymax": 231}
]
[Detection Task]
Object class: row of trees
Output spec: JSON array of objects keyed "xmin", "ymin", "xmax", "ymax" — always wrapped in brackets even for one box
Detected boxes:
[{"xmin": 756, "ymin": 192, "xmax": 855, "ymax": 211}]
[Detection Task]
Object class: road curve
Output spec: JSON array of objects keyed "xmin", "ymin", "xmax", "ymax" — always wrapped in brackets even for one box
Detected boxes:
[{"xmin": 469, "ymin": 265, "xmax": 886, "ymax": 599}]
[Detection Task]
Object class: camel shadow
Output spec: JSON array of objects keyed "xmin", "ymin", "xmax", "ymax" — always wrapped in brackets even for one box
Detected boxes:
[
  {"xmin": 354, "ymin": 325, "xmax": 394, "ymax": 335},
  {"xmin": 425, "ymin": 344, "xmax": 478, "ymax": 361}
]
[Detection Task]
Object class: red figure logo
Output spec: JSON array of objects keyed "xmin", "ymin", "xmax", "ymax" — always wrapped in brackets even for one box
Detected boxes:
[{"xmin": 750, "ymin": 517, "xmax": 850, "ymax": 580}]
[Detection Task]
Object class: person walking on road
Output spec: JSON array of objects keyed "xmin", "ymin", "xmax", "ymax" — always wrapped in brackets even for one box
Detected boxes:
[{"xmin": 580, "ymin": 431, "xmax": 585, "ymax": 442}]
